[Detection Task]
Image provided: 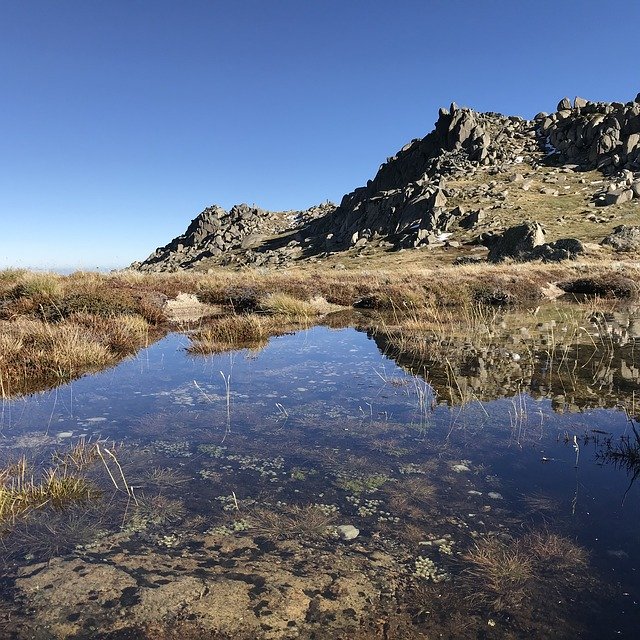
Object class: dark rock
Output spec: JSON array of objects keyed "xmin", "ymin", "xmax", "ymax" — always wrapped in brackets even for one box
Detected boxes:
[
  {"xmin": 603, "ymin": 189, "xmax": 634, "ymax": 206},
  {"xmin": 558, "ymin": 275, "xmax": 638, "ymax": 299},
  {"xmin": 487, "ymin": 222, "xmax": 546, "ymax": 263},
  {"xmin": 530, "ymin": 238, "xmax": 585, "ymax": 262},
  {"xmin": 459, "ymin": 209, "xmax": 486, "ymax": 229}
]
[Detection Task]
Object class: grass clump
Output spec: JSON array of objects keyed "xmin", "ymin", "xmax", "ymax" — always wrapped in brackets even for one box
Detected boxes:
[
  {"xmin": 462, "ymin": 531, "xmax": 590, "ymax": 613},
  {"xmin": 0, "ymin": 443, "xmax": 104, "ymax": 526},
  {"xmin": 258, "ymin": 292, "xmax": 321, "ymax": 319},
  {"xmin": 248, "ymin": 504, "xmax": 337, "ymax": 540},
  {"xmin": 188, "ymin": 314, "xmax": 297, "ymax": 354},
  {"xmin": 0, "ymin": 314, "xmax": 150, "ymax": 397}
]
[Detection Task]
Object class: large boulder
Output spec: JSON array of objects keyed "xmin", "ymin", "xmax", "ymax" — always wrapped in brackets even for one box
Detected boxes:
[
  {"xmin": 488, "ymin": 222, "xmax": 546, "ymax": 262},
  {"xmin": 601, "ymin": 225, "xmax": 640, "ymax": 252}
]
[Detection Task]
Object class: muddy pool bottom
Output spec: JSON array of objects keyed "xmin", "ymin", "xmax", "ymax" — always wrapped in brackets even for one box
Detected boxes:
[{"xmin": 0, "ymin": 325, "xmax": 639, "ymax": 639}]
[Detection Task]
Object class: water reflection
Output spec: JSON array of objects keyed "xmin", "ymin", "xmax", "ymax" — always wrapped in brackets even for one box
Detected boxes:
[{"xmin": 0, "ymin": 312, "xmax": 638, "ymax": 639}]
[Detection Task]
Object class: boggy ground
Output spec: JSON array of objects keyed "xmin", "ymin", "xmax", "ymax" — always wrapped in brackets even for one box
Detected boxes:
[
  {"xmin": 0, "ymin": 427, "xmax": 605, "ymax": 640},
  {"xmin": 1, "ymin": 261, "xmax": 638, "ymax": 638},
  {"xmin": 2, "ymin": 257, "xmax": 637, "ymax": 398}
]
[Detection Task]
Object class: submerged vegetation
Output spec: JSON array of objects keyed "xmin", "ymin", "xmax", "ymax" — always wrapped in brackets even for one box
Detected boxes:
[{"xmin": 0, "ymin": 263, "xmax": 638, "ymax": 638}]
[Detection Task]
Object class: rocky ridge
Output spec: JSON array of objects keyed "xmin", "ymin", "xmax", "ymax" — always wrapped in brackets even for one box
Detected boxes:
[{"xmin": 134, "ymin": 94, "xmax": 640, "ymax": 272}]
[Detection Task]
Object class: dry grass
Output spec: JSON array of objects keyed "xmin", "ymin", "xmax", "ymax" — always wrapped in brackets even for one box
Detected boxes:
[
  {"xmin": 248, "ymin": 504, "xmax": 337, "ymax": 540},
  {"xmin": 2, "ymin": 259, "xmax": 637, "ymax": 396},
  {"xmin": 0, "ymin": 314, "xmax": 150, "ymax": 397},
  {"xmin": 258, "ymin": 292, "xmax": 322, "ymax": 319},
  {"xmin": 0, "ymin": 443, "xmax": 105, "ymax": 526},
  {"xmin": 462, "ymin": 531, "xmax": 590, "ymax": 613},
  {"xmin": 187, "ymin": 315, "xmax": 286, "ymax": 354}
]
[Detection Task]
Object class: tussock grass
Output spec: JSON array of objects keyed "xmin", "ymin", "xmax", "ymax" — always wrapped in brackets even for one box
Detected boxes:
[
  {"xmin": 248, "ymin": 504, "xmax": 337, "ymax": 540},
  {"xmin": 462, "ymin": 532, "xmax": 590, "ymax": 613},
  {"xmin": 1, "ymin": 260, "xmax": 637, "ymax": 396},
  {"xmin": 258, "ymin": 292, "xmax": 321, "ymax": 319},
  {"xmin": 0, "ymin": 314, "xmax": 150, "ymax": 397},
  {"xmin": 0, "ymin": 442, "xmax": 105, "ymax": 526},
  {"xmin": 187, "ymin": 315, "xmax": 292, "ymax": 354}
]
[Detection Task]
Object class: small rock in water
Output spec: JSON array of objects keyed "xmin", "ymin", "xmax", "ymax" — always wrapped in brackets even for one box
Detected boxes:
[
  {"xmin": 57, "ymin": 431, "xmax": 74, "ymax": 438},
  {"xmin": 487, "ymin": 492, "xmax": 503, "ymax": 500},
  {"xmin": 337, "ymin": 524, "xmax": 360, "ymax": 540},
  {"xmin": 451, "ymin": 464, "xmax": 471, "ymax": 473}
]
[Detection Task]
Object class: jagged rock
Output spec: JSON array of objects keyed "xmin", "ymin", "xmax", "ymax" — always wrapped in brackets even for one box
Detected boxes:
[
  {"xmin": 557, "ymin": 97, "xmax": 572, "ymax": 111},
  {"xmin": 487, "ymin": 222, "xmax": 546, "ymax": 263},
  {"xmin": 601, "ymin": 225, "xmax": 640, "ymax": 252},
  {"xmin": 459, "ymin": 209, "xmax": 485, "ymax": 229},
  {"xmin": 132, "ymin": 93, "xmax": 640, "ymax": 271}
]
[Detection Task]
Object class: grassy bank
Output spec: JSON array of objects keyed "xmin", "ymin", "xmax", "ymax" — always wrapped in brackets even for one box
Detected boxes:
[{"xmin": 1, "ymin": 259, "xmax": 637, "ymax": 397}]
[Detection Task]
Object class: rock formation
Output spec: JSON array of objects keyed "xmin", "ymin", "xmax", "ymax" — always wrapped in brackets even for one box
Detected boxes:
[{"xmin": 134, "ymin": 94, "xmax": 640, "ymax": 272}]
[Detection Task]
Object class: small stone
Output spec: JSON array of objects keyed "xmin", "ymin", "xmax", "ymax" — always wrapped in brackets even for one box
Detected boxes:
[{"xmin": 337, "ymin": 524, "xmax": 360, "ymax": 541}]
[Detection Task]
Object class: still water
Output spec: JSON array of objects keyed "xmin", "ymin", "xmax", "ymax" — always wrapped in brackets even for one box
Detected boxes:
[{"xmin": 1, "ymin": 324, "xmax": 639, "ymax": 639}]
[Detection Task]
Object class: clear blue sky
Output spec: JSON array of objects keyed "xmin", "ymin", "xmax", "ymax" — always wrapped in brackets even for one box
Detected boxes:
[{"xmin": 1, "ymin": 1, "xmax": 638, "ymax": 269}]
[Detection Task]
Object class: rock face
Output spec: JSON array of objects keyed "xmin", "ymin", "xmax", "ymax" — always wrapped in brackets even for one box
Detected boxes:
[
  {"xmin": 307, "ymin": 103, "xmax": 541, "ymax": 252},
  {"xmin": 134, "ymin": 202, "xmax": 334, "ymax": 272},
  {"xmin": 134, "ymin": 93, "xmax": 640, "ymax": 271}
]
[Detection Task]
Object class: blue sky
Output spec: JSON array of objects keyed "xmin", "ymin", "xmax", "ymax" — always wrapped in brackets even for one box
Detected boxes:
[{"xmin": 1, "ymin": 0, "xmax": 638, "ymax": 269}]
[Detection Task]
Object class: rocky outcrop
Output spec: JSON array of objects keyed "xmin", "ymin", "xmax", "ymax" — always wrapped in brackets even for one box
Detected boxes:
[
  {"xmin": 134, "ymin": 93, "xmax": 640, "ymax": 271},
  {"xmin": 487, "ymin": 221, "xmax": 546, "ymax": 262},
  {"xmin": 487, "ymin": 222, "xmax": 584, "ymax": 263},
  {"xmin": 537, "ymin": 96, "xmax": 640, "ymax": 172},
  {"xmin": 306, "ymin": 104, "xmax": 541, "ymax": 252},
  {"xmin": 134, "ymin": 202, "xmax": 334, "ymax": 272}
]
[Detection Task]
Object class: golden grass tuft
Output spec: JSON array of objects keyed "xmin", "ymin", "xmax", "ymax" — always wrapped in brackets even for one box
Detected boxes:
[
  {"xmin": 187, "ymin": 314, "xmax": 295, "ymax": 354},
  {"xmin": 258, "ymin": 292, "xmax": 321, "ymax": 319},
  {"xmin": 0, "ymin": 446, "xmax": 103, "ymax": 526}
]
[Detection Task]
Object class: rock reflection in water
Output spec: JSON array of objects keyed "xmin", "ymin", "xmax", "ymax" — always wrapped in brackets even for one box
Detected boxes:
[{"xmin": 0, "ymin": 316, "xmax": 638, "ymax": 639}]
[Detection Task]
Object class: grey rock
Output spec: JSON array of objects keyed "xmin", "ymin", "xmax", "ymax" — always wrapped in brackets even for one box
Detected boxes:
[
  {"xmin": 336, "ymin": 524, "xmax": 360, "ymax": 541},
  {"xmin": 603, "ymin": 189, "xmax": 634, "ymax": 206},
  {"xmin": 530, "ymin": 238, "xmax": 585, "ymax": 262},
  {"xmin": 601, "ymin": 225, "xmax": 640, "ymax": 252},
  {"xmin": 574, "ymin": 96, "xmax": 588, "ymax": 109},
  {"xmin": 557, "ymin": 97, "xmax": 572, "ymax": 111}
]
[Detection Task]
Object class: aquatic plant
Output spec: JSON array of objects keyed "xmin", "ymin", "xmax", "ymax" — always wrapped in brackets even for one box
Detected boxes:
[
  {"xmin": 462, "ymin": 535, "xmax": 534, "ymax": 611},
  {"xmin": 2, "ymin": 505, "xmax": 108, "ymax": 562},
  {"xmin": 462, "ymin": 531, "xmax": 590, "ymax": 613},
  {"xmin": 249, "ymin": 504, "xmax": 337, "ymax": 540},
  {"xmin": 336, "ymin": 472, "xmax": 391, "ymax": 495},
  {"xmin": 144, "ymin": 467, "xmax": 191, "ymax": 489}
]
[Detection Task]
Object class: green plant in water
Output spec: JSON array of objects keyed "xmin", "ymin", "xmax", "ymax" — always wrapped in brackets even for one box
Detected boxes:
[{"xmin": 336, "ymin": 472, "xmax": 391, "ymax": 495}]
